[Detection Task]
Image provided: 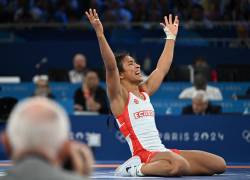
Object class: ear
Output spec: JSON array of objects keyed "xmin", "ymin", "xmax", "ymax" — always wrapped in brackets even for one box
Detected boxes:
[
  {"xmin": 120, "ymin": 72, "xmax": 125, "ymax": 80},
  {"xmin": 1, "ymin": 132, "xmax": 12, "ymax": 157},
  {"xmin": 57, "ymin": 140, "xmax": 71, "ymax": 165}
]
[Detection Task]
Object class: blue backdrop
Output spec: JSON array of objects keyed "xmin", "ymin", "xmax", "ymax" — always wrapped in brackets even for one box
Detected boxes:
[
  {"xmin": 69, "ymin": 115, "xmax": 250, "ymax": 163},
  {"xmin": 1, "ymin": 41, "xmax": 250, "ymax": 80},
  {"xmin": 0, "ymin": 115, "xmax": 250, "ymax": 163}
]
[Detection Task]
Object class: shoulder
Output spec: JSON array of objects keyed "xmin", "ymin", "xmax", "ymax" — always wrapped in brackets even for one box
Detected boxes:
[
  {"xmin": 181, "ymin": 87, "xmax": 194, "ymax": 93},
  {"xmin": 4, "ymin": 158, "xmax": 88, "ymax": 180},
  {"xmin": 69, "ymin": 70, "xmax": 75, "ymax": 75},
  {"xmin": 179, "ymin": 87, "xmax": 194, "ymax": 98},
  {"xmin": 207, "ymin": 85, "xmax": 220, "ymax": 92}
]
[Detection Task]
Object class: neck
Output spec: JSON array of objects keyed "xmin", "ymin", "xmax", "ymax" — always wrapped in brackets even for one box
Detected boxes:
[
  {"xmin": 121, "ymin": 80, "xmax": 140, "ymax": 93},
  {"xmin": 12, "ymin": 149, "xmax": 58, "ymax": 166}
]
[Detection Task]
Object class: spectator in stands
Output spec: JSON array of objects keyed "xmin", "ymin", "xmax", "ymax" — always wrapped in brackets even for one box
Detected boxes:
[
  {"xmin": 185, "ymin": 3, "xmax": 213, "ymax": 29},
  {"xmin": 201, "ymin": 0, "xmax": 222, "ymax": 21},
  {"xmin": 1, "ymin": 0, "xmax": 250, "ymax": 23},
  {"xmin": 182, "ymin": 90, "xmax": 222, "ymax": 115},
  {"xmin": 179, "ymin": 73, "xmax": 223, "ymax": 100},
  {"xmin": 102, "ymin": 0, "xmax": 132, "ymax": 24},
  {"xmin": 193, "ymin": 57, "xmax": 211, "ymax": 81},
  {"xmin": 192, "ymin": 57, "xmax": 218, "ymax": 82},
  {"xmin": 14, "ymin": 0, "xmax": 36, "ymax": 23},
  {"xmin": 229, "ymin": 23, "xmax": 250, "ymax": 49},
  {"xmin": 69, "ymin": 53, "xmax": 88, "ymax": 83},
  {"xmin": 74, "ymin": 70, "xmax": 109, "ymax": 114},
  {"xmin": 33, "ymin": 75, "xmax": 55, "ymax": 99},
  {"xmin": 1, "ymin": 97, "xmax": 93, "ymax": 179}
]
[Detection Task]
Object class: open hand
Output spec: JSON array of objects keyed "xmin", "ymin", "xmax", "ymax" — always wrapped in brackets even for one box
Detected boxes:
[
  {"xmin": 63, "ymin": 141, "xmax": 94, "ymax": 176},
  {"xmin": 85, "ymin": 9, "xmax": 103, "ymax": 37},
  {"xmin": 160, "ymin": 14, "xmax": 179, "ymax": 37}
]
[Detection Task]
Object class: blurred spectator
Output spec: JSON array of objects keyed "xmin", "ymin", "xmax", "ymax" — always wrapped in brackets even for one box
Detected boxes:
[
  {"xmin": 1, "ymin": 97, "xmax": 93, "ymax": 179},
  {"xmin": 1, "ymin": 0, "xmax": 250, "ymax": 23},
  {"xmin": 179, "ymin": 73, "xmax": 223, "ymax": 100},
  {"xmin": 182, "ymin": 90, "xmax": 222, "ymax": 115},
  {"xmin": 193, "ymin": 57, "xmax": 211, "ymax": 80},
  {"xmin": 230, "ymin": 23, "xmax": 250, "ymax": 49},
  {"xmin": 14, "ymin": 0, "xmax": 36, "ymax": 22},
  {"xmin": 192, "ymin": 57, "xmax": 218, "ymax": 82},
  {"xmin": 201, "ymin": 0, "xmax": 222, "ymax": 21},
  {"xmin": 147, "ymin": 0, "xmax": 162, "ymax": 22},
  {"xmin": 102, "ymin": 0, "xmax": 132, "ymax": 24},
  {"xmin": 185, "ymin": 3, "xmax": 213, "ymax": 29},
  {"xmin": 33, "ymin": 75, "xmax": 54, "ymax": 99},
  {"xmin": 54, "ymin": 0, "xmax": 69, "ymax": 23},
  {"xmin": 69, "ymin": 53, "xmax": 88, "ymax": 84},
  {"xmin": 74, "ymin": 70, "xmax": 109, "ymax": 114}
]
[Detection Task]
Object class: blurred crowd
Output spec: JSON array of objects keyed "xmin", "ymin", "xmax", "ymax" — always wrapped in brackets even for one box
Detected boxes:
[{"xmin": 0, "ymin": 0, "xmax": 250, "ymax": 23}]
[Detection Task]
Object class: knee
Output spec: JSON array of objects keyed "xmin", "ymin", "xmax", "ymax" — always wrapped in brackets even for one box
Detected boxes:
[
  {"xmin": 214, "ymin": 157, "xmax": 226, "ymax": 174},
  {"xmin": 169, "ymin": 160, "xmax": 190, "ymax": 176}
]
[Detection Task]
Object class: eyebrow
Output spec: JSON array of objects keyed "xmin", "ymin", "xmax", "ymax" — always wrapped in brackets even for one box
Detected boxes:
[{"xmin": 128, "ymin": 59, "xmax": 135, "ymax": 63}]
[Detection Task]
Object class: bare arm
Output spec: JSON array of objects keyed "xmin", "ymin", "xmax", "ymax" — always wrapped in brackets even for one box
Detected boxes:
[
  {"xmin": 85, "ymin": 9, "xmax": 122, "ymax": 102},
  {"xmin": 141, "ymin": 15, "xmax": 179, "ymax": 95}
]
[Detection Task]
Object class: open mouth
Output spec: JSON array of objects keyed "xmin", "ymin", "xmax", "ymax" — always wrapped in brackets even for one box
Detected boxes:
[{"xmin": 135, "ymin": 72, "xmax": 141, "ymax": 76}]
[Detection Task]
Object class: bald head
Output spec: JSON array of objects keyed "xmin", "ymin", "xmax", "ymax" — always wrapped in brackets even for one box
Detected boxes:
[
  {"xmin": 7, "ymin": 97, "xmax": 70, "ymax": 158},
  {"xmin": 192, "ymin": 90, "xmax": 208, "ymax": 114},
  {"xmin": 73, "ymin": 53, "xmax": 87, "ymax": 72}
]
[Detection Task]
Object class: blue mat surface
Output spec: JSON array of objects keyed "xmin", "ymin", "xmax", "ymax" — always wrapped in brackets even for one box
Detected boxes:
[{"xmin": 0, "ymin": 161, "xmax": 250, "ymax": 179}]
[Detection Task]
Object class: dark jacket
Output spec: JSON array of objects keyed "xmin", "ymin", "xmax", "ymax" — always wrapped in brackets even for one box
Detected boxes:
[
  {"xmin": 0, "ymin": 156, "xmax": 87, "ymax": 180},
  {"xmin": 182, "ymin": 104, "xmax": 222, "ymax": 115},
  {"xmin": 74, "ymin": 87, "xmax": 109, "ymax": 114}
]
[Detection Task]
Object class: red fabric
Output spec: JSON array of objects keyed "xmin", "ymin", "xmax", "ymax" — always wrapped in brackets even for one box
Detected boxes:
[
  {"xmin": 170, "ymin": 148, "xmax": 181, "ymax": 155},
  {"xmin": 134, "ymin": 150, "xmax": 157, "ymax": 163}
]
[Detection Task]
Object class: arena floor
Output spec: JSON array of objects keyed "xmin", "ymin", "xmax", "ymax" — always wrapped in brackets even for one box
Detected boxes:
[{"xmin": 0, "ymin": 161, "xmax": 249, "ymax": 179}]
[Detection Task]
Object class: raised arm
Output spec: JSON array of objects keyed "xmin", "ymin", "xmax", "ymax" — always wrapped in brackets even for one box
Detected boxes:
[
  {"xmin": 85, "ymin": 9, "xmax": 121, "ymax": 101},
  {"xmin": 141, "ymin": 15, "xmax": 179, "ymax": 96}
]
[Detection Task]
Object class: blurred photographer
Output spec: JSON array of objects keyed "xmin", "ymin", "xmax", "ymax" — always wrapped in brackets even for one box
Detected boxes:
[{"xmin": 1, "ymin": 97, "xmax": 93, "ymax": 179}]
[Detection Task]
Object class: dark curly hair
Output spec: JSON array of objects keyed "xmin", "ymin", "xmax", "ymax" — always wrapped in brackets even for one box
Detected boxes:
[{"xmin": 114, "ymin": 52, "xmax": 130, "ymax": 73}]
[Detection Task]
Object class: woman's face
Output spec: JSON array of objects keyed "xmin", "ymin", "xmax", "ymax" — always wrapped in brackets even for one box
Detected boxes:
[{"xmin": 120, "ymin": 56, "xmax": 143, "ymax": 84}]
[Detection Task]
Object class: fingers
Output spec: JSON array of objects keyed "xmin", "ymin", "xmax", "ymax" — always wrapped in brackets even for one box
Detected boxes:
[
  {"xmin": 70, "ymin": 142, "xmax": 94, "ymax": 176},
  {"xmin": 174, "ymin": 15, "xmax": 179, "ymax": 26},
  {"xmin": 169, "ymin": 14, "xmax": 172, "ymax": 24},
  {"xmin": 85, "ymin": 8, "xmax": 99, "ymax": 21},
  {"xmin": 160, "ymin": 22, "xmax": 165, "ymax": 28},
  {"xmin": 163, "ymin": 14, "xmax": 179, "ymax": 26},
  {"xmin": 93, "ymin": 9, "xmax": 99, "ymax": 19},
  {"xmin": 164, "ymin": 16, "xmax": 169, "ymax": 25}
]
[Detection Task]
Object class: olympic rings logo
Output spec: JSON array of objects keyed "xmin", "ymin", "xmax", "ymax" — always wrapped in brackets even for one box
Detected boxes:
[{"xmin": 242, "ymin": 130, "xmax": 250, "ymax": 143}]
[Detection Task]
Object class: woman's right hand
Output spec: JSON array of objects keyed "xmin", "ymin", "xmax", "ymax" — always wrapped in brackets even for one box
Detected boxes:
[{"xmin": 85, "ymin": 9, "xmax": 104, "ymax": 37}]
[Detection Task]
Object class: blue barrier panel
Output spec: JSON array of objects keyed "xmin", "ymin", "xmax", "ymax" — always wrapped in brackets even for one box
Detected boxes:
[
  {"xmin": 0, "ymin": 83, "xmax": 249, "ymax": 115},
  {"xmin": 0, "ymin": 115, "xmax": 250, "ymax": 163},
  {"xmin": 69, "ymin": 115, "xmax": 250, "ymax": 163},
  {"xmin": 1, "ymin": 82, "xmax": 249, "ymax": 100}
]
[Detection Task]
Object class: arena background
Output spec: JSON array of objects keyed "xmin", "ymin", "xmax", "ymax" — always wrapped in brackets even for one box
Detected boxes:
[{"xmin": 0, "ymin": 0, "xmax": 250, "ymax": 179}]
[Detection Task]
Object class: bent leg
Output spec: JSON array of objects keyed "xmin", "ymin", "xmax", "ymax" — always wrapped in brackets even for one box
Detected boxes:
[
  {"xmin": 179, "ymin": 150, "xmax": 226, "ymax": 175},
  {"xmin": 140, "ymin": 151, "xmax": 190, "ymax": 176}
]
